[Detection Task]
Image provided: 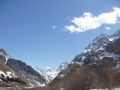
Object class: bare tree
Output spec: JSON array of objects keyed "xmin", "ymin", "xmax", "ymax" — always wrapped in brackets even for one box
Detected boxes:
[{"xmin": 64, "ymin": 66, "xmax": 98, "ymax": 90}]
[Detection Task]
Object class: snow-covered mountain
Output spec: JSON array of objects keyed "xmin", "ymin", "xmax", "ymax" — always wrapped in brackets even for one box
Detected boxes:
[
  {"xmin": 33, "ymin": 62, "xmax": 69, "ymax": 83},
  {"xmin": 73, "ymin": 33, "xmax": 120, "ymax": 65},
  {"xmin": 51, "ymin": 29, "xmax": 120, "ymax": 85}
]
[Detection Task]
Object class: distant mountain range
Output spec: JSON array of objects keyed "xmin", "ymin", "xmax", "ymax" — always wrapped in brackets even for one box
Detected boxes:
[{"xmin": 32, "ymin": 62, "xmax": 68, "ymax": 83}]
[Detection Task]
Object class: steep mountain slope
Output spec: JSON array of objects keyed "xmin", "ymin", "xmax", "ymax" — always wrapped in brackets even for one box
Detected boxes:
[
  {"xmin": 0, "ymin": 48, "xmax": 68, "ymax": 88},
  {"xmin": 0, "ymin": 51, "xmax": 24, "ymax": 88},
  {"xmin": 51, "ymin": 29, "xmax": 120, "ymax": 85},
  {"xmin": 0, "ymin": 49, "xmax": 47, "ymax": 87},
  {"xmin": 7, "ymin": 59, "xmax": 47, "ymax": 87}
]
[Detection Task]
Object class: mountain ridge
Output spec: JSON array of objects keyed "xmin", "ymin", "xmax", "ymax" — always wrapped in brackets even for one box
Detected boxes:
[
  {"xmin": 0, "ymin": 49, "xmax": 47, "ymax": 88},
  {"xmin": 50, "ymin": 29, "xmax": 120, "ymax": 87}
]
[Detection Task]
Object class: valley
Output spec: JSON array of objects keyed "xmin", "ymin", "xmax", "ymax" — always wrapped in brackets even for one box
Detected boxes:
[{"xmin": 1, "ymin": 29, "xmax": 120, "ymax": 90}]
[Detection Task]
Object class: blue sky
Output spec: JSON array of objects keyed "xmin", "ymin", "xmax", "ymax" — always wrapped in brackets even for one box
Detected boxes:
[{"xmin": 0, "ymin": 0, "xmax": 120, "ymax": 69}]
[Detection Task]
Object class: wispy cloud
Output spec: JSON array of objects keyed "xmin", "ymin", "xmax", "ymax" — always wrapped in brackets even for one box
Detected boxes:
[{"xmin": 65, "ymin": 7, "xmax": 120, "ymax": 33}]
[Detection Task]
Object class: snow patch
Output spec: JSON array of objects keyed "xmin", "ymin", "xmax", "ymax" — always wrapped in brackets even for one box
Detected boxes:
[
  {"xmin": 99, "ymin": 52, "xmax": 119, "ymax": 60},
  {"xmin": 0, "ymin": 71, "xmax": 17, "ymax": 80},
  {"xmin": 83, "ymin": 49, "xmax": 91, "ymax": 53}
]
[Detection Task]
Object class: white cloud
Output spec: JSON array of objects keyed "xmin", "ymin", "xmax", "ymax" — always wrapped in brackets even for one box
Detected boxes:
[
  {"xmin": 65, "ymin": 7, "xmax": 120, "ymax": 33},
  {"xmin": 52, "ymin": 25, "xmax": 56, "ymax": 29}
]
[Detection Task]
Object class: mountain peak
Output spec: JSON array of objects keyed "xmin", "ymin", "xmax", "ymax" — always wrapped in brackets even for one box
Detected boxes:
[
  {"xmin": 69, "ymin": 29, "xmax": 120, "ymax": 67},
  {"xmin": 0, "ymin": 49, "xmax": 10, "ymax": 56}
]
